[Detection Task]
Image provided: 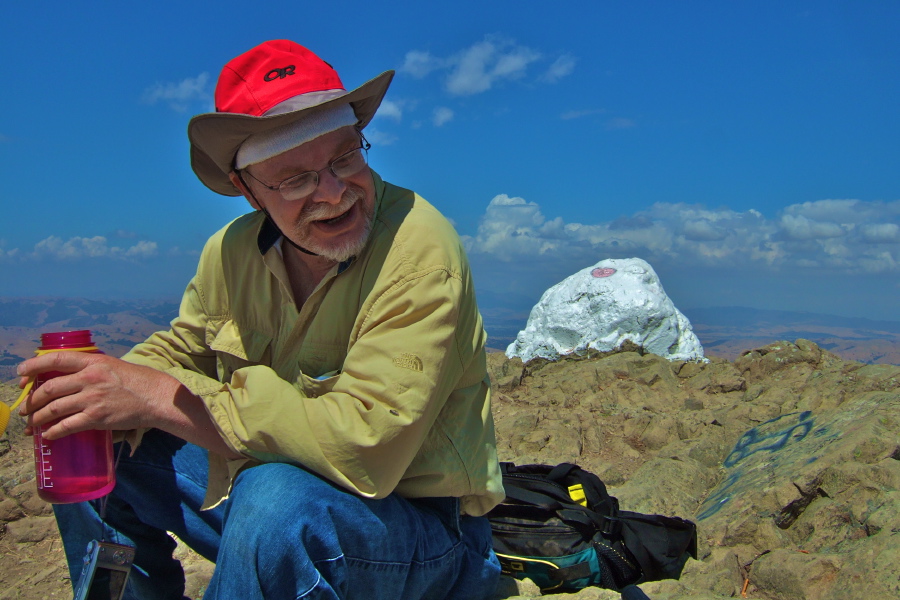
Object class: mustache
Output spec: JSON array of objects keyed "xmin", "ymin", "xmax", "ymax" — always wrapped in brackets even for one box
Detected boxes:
[{"xmin": 300, "ymin": 186, "xmax": 365, "ymax": 222}]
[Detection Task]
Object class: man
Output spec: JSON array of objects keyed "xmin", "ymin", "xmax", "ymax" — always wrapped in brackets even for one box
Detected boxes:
[{"xmin": 18, "ymin": 40, "xmax": 504, "ymax": 599}]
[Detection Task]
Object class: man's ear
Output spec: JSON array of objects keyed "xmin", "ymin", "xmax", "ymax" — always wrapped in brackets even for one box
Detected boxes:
[{"xmin": 229, "ymin": 171, "xmax": 262, "ymax": 211}]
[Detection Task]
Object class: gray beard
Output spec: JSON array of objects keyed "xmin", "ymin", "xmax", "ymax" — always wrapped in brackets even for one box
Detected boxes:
[{"xmin": 291, "ymin": 185, "xmax": 374, "ymax": 262}]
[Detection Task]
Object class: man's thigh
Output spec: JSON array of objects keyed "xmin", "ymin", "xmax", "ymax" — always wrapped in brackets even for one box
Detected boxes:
[{"xmin": 215, "ymin": 462, "xmax": 498, "ymax": 599}]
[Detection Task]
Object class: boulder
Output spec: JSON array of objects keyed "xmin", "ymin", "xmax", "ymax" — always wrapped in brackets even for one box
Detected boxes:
[{"xmin": 506, "ymin": 258, "xmax": 704, "ymax": 363}]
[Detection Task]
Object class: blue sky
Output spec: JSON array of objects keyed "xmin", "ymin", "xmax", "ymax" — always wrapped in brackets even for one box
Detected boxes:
[{"xmin": 2, "ymin": 1, "xmax": 898, "ymax": 325}]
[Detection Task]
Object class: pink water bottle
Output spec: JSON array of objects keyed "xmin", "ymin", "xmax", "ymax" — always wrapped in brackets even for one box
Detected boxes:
[{"xmin": 31, "ymin": 330, "xmax": 116, "ymax": 503}]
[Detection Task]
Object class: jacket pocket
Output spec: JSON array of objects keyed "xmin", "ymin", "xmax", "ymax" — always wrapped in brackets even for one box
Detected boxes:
[
  {"xmin": 209, "ymin": 319, "xmax": 273, "ymax": 382},
  {"xmin": 296, "ymin": 371, "xmax": 340, "ymax": 397}
]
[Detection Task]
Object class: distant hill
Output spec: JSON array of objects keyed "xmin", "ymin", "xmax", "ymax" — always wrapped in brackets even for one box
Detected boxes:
[
  {"xmin": 0, "ymin": 298, "xmax": 897, "ymax": 382},
  {"xmin": 681, "ymin": 306, "xmax": 900, "ymax": 365},
  {"xmin": 0, "ymin": 297, "xmax": 178, "ymax": 381}
]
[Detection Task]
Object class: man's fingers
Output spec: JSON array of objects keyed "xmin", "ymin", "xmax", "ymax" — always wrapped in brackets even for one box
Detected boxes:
[
  {"xmin": 21, "ymin": 374, "xmax": 84, "ymax": 415},
  {"xmin": 18, "ymin": 350, "xmax": 94, "ymax": 379},
  {"xmin": 26, "ymin": 391, "xmax": 84, "ymax": 429},
  {"xmin": 40, "ymin": 412, "xmax": 96, "ymax": 440}
]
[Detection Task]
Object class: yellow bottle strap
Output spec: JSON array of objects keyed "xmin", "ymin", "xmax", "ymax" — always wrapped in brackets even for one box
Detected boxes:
[{"xmin": 11, "ymin": 346, "xmax": 99, "ymax": 411}]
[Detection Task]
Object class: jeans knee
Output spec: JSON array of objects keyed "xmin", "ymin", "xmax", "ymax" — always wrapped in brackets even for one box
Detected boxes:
[
  {"xmin": 225, "ymin": 463, "xmax": 344, "ymax": 547},
  {"xmin": 220, "ymin": 462, "xmax": 352, "ymax": 587},
  {"xmin": 229, "ymin": 463, "xmax": 306, "ymax": 522}
]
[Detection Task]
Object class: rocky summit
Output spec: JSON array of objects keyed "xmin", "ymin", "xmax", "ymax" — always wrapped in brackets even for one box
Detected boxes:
[
  {"xmin": 2, "ymin": 339, "xmax": 899, "ymax": 599},
  {"xmin": 488, "ymin": 339, "xmax": 900, "ymax": 599},
  {"xmin": 506, "ymin": 258, "xmax": 704, "ymax": 364}
]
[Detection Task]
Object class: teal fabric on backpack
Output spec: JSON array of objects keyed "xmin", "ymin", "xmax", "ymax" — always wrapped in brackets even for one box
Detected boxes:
[{"xmin": 492, "ymin": 546, "xmax": 602, "ymax": 592}]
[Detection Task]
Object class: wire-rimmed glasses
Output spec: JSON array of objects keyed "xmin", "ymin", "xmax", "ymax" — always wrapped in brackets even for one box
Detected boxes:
[{"xmin": 241, "ymin": 138, "xmax": 371, "ymax": 201}]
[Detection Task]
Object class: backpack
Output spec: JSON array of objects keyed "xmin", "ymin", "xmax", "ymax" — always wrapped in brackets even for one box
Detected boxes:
[{"xmin": 487, "ymin": 462, "xmax": 698, "ymax": 595}]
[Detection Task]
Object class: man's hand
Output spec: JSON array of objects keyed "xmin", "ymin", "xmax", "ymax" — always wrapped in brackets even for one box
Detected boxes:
[
  {"xmin": 16, "ymin": 352, "xmax": 241, "ymax": 458},
  {"xmin": 18, "ymin": 352, "xmax": 175, "ymax": 439}
]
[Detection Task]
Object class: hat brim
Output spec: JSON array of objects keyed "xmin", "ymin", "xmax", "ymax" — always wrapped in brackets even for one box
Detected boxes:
[{"xmin": 189, "ymin": 70, "xmax": 394, "ymax": 196}]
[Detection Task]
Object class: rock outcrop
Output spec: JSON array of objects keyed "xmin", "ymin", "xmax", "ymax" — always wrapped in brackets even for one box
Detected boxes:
[
  {"xmin": 488, "ymin": 339, "xmax": 900, "ymax": 599},
  {"xmin": 506, "ymin": 258, "xmax": 704, "ymax": 363}
]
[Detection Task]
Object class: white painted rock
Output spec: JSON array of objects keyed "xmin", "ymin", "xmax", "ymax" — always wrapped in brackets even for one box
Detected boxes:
[{"xmin": 506, "ymin": 258, "xmax": 704, "ymax": 362}]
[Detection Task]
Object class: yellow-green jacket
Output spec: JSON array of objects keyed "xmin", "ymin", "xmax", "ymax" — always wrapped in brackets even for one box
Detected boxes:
[{"xmin": 122, "ymin": 172, "xmax": 504, "ymax": 516}]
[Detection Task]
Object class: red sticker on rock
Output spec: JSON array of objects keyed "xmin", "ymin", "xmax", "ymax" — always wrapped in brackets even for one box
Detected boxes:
[{"xmin": 591, "ymin": 268, "xmax": 617, "ymax": 278}]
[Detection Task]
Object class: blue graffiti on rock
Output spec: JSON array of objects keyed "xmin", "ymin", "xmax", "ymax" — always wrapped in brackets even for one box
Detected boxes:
[
  {"xmin": 698, "ymin": 411, "xmax": 822, "ymax": 521},
  {"xmin": 723, "ymin": 411, "xmax": 814, "ymax": 468}
]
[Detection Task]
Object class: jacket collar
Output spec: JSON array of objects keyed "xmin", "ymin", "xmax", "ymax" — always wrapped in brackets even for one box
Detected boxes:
[{"xmin": 257, "ymin": 214, "xmax": 282, "ymax": 255}]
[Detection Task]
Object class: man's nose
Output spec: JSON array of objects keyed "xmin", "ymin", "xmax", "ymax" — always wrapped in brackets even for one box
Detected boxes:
[{"xmin": 311, "ymin": 169, "xmax": 346, "ymax": 204}]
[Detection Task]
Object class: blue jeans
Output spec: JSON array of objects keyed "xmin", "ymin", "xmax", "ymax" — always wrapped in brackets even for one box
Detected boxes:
[{"xmin": 53, "ymin": 429, "xmax": 500, "ymax": 599}]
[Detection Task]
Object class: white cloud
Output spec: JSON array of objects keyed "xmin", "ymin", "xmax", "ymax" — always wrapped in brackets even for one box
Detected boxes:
[
  {"xmin": 400, "ymin": 50, "xmax": 446, "ymax": 78},
  {"xmin": 463, "ymin": 195, "xmax": 900, "ymax": 274},
  {"xmin": 370, "ymin": 99, "xmax": 414, "ymax": 140},
  {"xmin": 491, "ymin": 46, "xmax": 540, "ymax": 78},
  {"xmin": 681, "ymin": 219, "xmax": 727, "ymax": 241},
  {"xmin": 540, "ymin": 55, "xmax": 577, "ymax": 83},
  {"xmin": 446, "ymin": 38, "xmax": 541, "ymax": 96},
  {"xmin": 142, "ymin": 73, "xmax": 212, "ymax": 112},
  {"xmin": 29, "ymin": 236, "xmax": 158, "ymax": 260},
  {"xmin": 857, "ymin": 251, "xmax": 898, "ymax": 273},
  {"xmin": 0, "ymin": 245, "xmax": 18, "ymax": 260},
  {"xmin": 860, "ymin": 223, "xmax": 900, "ymax": 243},
  {"xmin": 783, "ymin": 198, "xmax": 900, "ymax": 225},
  {"xmin": 34, "ymin": 236, "xmax": 106, "ymax": 259},
  {"xmin": 403, "ymin": 37, "xmax": 565, "ymax": 97},
  {"xmin": 375, "ymin": 99, "xmax": 404, "ymax": 122},
  {"xmin": 125, "ymin": 240, "xmax": 159, "ymax": 258},
  {"xmin": 463, "ymin": 195, "xmax": 566, "ymax": 260},
  {"xmin": 783, "ymin": 199, "xmax": 864, "ymax": 223},
  {"xmin": 779, "ymin": 214, "xmax": 845, "ymax": 240},
  {"xmin": 363, "ymin": 127, "xmax": 398, "ymax": 146},
  {"xmin": 433, "ymin": 107, "xmax": 454, "ymax": 127}
]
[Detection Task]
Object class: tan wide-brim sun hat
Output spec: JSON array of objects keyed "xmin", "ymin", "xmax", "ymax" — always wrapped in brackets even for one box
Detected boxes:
[{"xmin": 188, "ymin": 40, "xmax": 394, "ymax": 196}]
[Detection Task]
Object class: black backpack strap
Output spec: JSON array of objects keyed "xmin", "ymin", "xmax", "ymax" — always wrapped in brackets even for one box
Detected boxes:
[
  {"xmin": 546, "ymin": 462, "xmax": 580, "ymax": 480},
  {"xmin": 500, "ymin": 486, "xmax": 623, "ymax": 539},
  {"xmin": 558, "ymin": 508, "xmax": 622, "ymax": 537},
  {"xmin": 503, "ymin": 482, "xmax": 567, "ymax": 511}
]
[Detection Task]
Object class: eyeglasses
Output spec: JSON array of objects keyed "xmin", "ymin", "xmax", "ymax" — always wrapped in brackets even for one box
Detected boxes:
[{"xmin": 241, "ymin": 138, "xmax": 371, "ymax": 202}]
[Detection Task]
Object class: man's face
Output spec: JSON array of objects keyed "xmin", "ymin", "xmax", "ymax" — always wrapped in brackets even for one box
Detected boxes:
[{"xmin": 242, "ymin": 126, "xmax": 376, "ymax": 262}]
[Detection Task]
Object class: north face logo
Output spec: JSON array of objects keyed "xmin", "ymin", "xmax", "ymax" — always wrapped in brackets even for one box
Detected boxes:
[
  {"xmin": 264, "ymin": 65, "xmax": 296, "ymax": 81},
  {"xmin": 392, "ymin": 353, "xmax": 423, "ymax": 372}
]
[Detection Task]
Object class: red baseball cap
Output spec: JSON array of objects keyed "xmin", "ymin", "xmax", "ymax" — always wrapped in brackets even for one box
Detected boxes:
[{"xmin": 188, "ymin": 40, "xmax": 393, "ymax": 196}]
